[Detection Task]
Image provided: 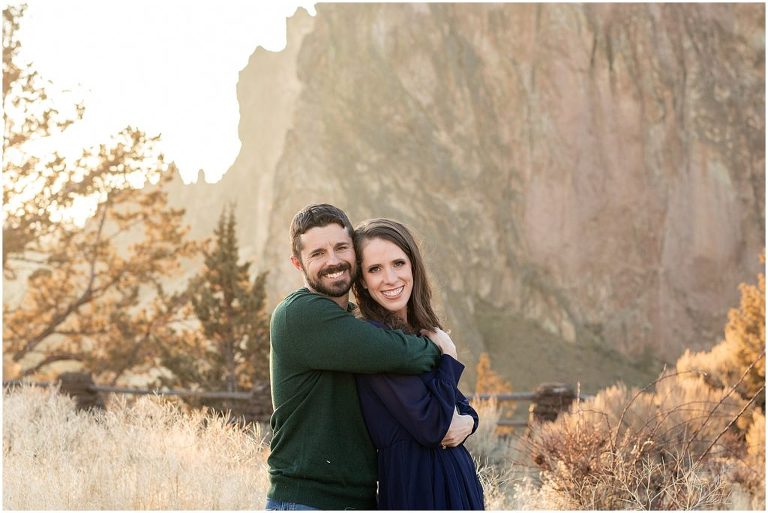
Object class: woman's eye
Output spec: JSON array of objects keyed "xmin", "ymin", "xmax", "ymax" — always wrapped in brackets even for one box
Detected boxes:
[
  {"xmin": 394, "ymin": 260, "xmax": 405, "ymax": 267},
  {"xmin": 368, "ymin": 266, "xmax": 380, "ymax": 273}
]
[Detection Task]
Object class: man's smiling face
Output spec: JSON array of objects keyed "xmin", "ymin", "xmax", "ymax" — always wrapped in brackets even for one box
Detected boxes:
[{"xmin": 291, "ymin": 223, "xmax": 357, "ymax": 298}]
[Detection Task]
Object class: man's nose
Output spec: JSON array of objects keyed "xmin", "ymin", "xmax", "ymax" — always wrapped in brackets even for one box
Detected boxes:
[{"xmin": 326, "ymin": 250, "xmax": 341, "ymax": 265}]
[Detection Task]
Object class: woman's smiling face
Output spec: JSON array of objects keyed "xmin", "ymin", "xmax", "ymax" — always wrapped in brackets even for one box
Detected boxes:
[{"xmin": 360, "ymin": 237, "xmax": 413, "ymax": 322}]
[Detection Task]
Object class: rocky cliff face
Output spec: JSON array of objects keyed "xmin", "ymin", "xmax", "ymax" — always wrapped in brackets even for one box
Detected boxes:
[{"xmin": 168, "ymin": 4, "xmax": 764, "ymax": 390}]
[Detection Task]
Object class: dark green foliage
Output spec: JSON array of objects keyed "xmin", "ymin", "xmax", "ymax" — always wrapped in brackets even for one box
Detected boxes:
[{"xmin": 158, "ymin": 204, "xmax": 270, "ymax": 399}]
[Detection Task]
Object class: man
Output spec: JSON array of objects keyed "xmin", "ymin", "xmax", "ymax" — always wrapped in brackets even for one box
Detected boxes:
[{"xmin": 266, "ymin": 203, "xmax": 471, "ymax": 510}]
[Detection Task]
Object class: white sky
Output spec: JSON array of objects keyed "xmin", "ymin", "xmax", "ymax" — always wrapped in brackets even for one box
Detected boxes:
[{"xmin": 12, "ymin": 0, "xmax": 317, "ymax": 184}]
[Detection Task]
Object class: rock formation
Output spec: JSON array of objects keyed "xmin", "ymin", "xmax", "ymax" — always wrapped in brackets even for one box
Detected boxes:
[{"xmin": 168, "ymin": 4, "xmax": 764, "ymax": 390}]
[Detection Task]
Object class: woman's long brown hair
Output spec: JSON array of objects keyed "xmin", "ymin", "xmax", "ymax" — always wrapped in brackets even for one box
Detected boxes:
[{"xmin": 352, "ymin": 218, "xmax": 442, "ymax": 334}]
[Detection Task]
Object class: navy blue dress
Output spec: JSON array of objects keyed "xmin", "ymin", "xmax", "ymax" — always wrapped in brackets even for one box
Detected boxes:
[{"xmin": 355, "ymin": 327, "xmax": 484, "ymax": 510}]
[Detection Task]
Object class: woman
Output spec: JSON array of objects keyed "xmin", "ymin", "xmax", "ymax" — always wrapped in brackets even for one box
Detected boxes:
[{"xmin": 352, "ymin": 218, "xmax": 484, "ymax": 510}]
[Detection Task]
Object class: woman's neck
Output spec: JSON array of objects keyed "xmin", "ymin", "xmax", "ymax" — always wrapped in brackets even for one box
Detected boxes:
[{"xmin": 377, "ymin": 309, "xmax": 412, "ymax": 333}]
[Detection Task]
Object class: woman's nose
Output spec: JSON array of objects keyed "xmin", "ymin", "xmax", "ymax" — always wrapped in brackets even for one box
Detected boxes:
[{"xmin": 383, "ymin": 267, "xmax": 397, "ymax": 283}]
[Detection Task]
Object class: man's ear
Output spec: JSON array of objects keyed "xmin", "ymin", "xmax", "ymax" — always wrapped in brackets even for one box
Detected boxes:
[{"xmin": 290, "ymin": 255, "xmax": 303, "ymax": 271}]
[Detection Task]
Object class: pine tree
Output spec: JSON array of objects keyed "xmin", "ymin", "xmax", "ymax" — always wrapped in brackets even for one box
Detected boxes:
[{"xmin": 158, "ymin": 205, "xmax": 270, "ymax": 396}]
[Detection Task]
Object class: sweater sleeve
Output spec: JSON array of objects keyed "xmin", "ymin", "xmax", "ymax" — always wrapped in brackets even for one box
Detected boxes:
[
  {"xmin": 358, "ymin": 355, "xmax": 465, "ymax": 447},
  {"xmin": 276, "ymin": 292, "xmax": 441, "ymax": 374}
]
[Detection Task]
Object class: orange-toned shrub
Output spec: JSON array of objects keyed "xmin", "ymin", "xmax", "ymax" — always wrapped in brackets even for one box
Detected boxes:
[
  {"xmin": 519, "ymin": 264, "xmax": 766, "ymax": 509},
  {"xmin": 523, "ymin": 372, "xmax": 746, "ymax": 509},
  {"xmin": 474, "ymin": 352, "xmax": 517, "ymax": 434},
  {"xmin": 475, "ymin": 352, "xmax": 513, "ymax": 395},
  {"xmin": 677, "ymin": 269, "xmax": 765, "ymax": 414}
]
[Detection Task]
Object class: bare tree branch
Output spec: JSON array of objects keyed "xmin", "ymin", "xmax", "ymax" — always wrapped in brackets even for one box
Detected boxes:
[
  {"xmin": 12, "ymin": 205, "xmax": 109, "ymax": 362},
  {"xmin": 20, "ymin": 352, "xmax": 84, "ymax": 377}
]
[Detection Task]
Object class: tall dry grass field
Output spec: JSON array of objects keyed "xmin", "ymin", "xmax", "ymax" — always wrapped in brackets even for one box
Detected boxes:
[
  {"xmin": 4, "ymin": 380, "xmax": 764, "ymax": 510},
  {"xmin": 3, "ymin": 385, "xmax": 270, "ymax": 509},
  {"xmin": 2, "ymin": 385, "xmax": 528, "ymax": 510}
]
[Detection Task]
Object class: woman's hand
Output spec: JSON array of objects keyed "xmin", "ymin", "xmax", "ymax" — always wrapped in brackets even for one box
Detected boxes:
[
  {"xmin": 420, "ymin": 327, "xmax": 458, "ymax": 359},
  {"xmin": 440, "ymin": 410, "xmax": 474, "ymax": 448}
]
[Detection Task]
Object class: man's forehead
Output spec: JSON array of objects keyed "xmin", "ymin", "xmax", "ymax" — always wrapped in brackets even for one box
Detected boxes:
[{"xmin": 300, "ymin": 223, "xmax": 353, "ymax": 250}]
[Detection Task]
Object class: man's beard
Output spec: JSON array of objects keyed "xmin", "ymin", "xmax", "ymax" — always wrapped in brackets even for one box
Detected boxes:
[{"xmin": 305, "ymin": 262, "xmax": 356, "ymax": 298}]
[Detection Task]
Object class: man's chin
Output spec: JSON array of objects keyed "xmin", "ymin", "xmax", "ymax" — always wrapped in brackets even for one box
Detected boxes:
[
  {"xmin": 325, "ymin": 288, "xmax": 350, "ymax": 298},
  {"xmin": 308, "ymin": 278, "xmax": 352, "ymax": 298},
  {"xmin": 325, "ymin": 281, "xmax": 352, "ymax": 297}
]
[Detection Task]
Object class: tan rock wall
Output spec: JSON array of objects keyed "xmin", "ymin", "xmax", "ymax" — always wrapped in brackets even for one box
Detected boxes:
[{"xmin": 169, "ymin": 4, "xmax": 764, "ymax": 386}]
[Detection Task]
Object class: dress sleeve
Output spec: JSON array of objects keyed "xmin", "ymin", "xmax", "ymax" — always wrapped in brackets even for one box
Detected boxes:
[
  {"xmin": 455, "ymin": 388, "xmax": 480, "ymax": 436},
  {"xmin": 361, "ymin": 354, "xmax": 465, "ymax": 448}
]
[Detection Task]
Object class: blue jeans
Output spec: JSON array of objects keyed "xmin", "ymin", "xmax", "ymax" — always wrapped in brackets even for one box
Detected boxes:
[{"xmin": 265, "ymin": 498, "xmax": 319, "ymax": 510}]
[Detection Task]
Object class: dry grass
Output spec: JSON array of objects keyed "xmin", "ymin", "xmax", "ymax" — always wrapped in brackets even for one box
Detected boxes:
[
  {"xmin": 732, "ymin": 408, "xmax": 766, "ymax": 509},
  {"xmin": 3, "ymin": 385, "xmax": 531, "ymax": 510},
  {"xmin": 464, "ymin": 398, "xmax": 524, "ymax": 509},
  {"xmin": 4, "ymin": 380, "xmax": 764, "ymax": 510},
  {"xmin": 3, "ymin": 384, "xmax": 270, "ymax": 510}
]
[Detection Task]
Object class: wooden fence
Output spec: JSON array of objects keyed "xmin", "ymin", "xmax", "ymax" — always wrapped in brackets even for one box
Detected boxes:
[
  {"xmin": 3, "ymin": 373, "xmax": 590, "ymax": 428},
  {"xmin": 3, "ymin": 373, "xmax": 272, "ymax": 424}
]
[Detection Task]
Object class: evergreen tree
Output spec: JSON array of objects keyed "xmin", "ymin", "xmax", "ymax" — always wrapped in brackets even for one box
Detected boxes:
[{"xmin": 158, "ymin": 204, "xmax": 270, "ymax": 395}]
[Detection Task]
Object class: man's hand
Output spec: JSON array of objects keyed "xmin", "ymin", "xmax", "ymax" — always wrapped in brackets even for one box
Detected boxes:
[
  {"xmin": 440, "ymin": 410, "xmax": 473, "ymax": 448},
  {"xmin": 420, "ymin": 327, "xmax": 457, "ymax": 359}
]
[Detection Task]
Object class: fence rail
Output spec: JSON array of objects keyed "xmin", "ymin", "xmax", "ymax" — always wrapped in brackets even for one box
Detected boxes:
[
  {"xmin": 471, "ymin": 391, "xmax": 592, "ymax": 402},
  {"xmin": 4, "ymin": 375, "xmax": 589, "ymax": 428},
  {"xmin": 90, "ymin": 385, "xmax": 256, "ymax": 401},
  {"xmin": 2, "ymin": 379, "xmax": 260, "ymax": 400}
]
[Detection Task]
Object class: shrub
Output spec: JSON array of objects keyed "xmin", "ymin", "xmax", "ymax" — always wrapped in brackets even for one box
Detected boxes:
[
  {"xmin": 677, "ymin": 269, "xmax": 765, "ymax": 414},
  {"xmin": 475, "ymin": 352, "xmax": 513, "ymax": 395},
  {"xmin": 521, "ymin": 371, "xmax": 755, "ymax": 509},
  {"xmin": 474, "ymin": 352, "xmax": 517, "ymax": 433},
  {"xmin": 465, "ymin": 397, "xmax": 530, "ymax": 509},
  {"xmin": 516, "ymin": 266, "xmax": 766, "ymax": 510},
  {"xmin": 730, "ymin": 409, "xmax": 766, "ymax": 509}
]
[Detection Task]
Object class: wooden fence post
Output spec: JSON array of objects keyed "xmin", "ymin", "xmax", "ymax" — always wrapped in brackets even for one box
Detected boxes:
[
  {"xmin": 528, "ymin": 382, "xmax": 576, "ymax": 424},
  {"xmin": 58, "ymin": 372, "xmax": 104, "ymax": 411}
]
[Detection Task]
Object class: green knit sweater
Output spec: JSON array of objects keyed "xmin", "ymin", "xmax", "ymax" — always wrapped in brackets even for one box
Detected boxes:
[{"xmin": 267, "ymin": 288, "xmax": 441, "ymax": 510}]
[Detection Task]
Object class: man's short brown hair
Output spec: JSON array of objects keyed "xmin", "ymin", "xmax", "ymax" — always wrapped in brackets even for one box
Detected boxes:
[{"xmin": 290, "ymin": 203, "xmax": 355, "ymax": 260}]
